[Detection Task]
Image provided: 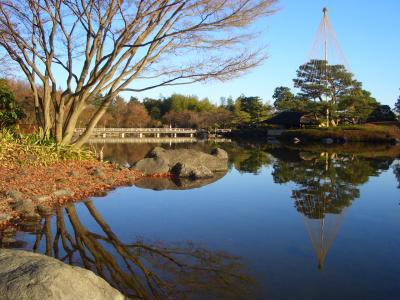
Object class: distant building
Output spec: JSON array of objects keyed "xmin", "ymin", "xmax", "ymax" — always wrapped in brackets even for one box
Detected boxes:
[{"xmin": 263, "ymin": 111, "xmax": 310, "ymax": 128}]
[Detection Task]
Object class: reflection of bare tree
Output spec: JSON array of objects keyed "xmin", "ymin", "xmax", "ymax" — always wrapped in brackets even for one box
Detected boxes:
[{"xmin": 2, "ymin": 202, "xmax": 254, "ymax": 299}]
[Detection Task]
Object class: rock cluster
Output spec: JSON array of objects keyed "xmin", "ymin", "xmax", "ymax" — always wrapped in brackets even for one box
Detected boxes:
[
  {"xmin": 4, "ymin": 189, "xmax": 54, "ymax": 222},
  {"xmin": 0, "ymin": 161, "xmax": 142, "ymax": 227},
  {"xmin": 132, "ymin": 147, "xmax": 229, "ymax": 179}
]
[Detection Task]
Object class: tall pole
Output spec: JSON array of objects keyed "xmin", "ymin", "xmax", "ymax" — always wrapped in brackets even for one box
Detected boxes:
[
  {"xmin": 323, "ymin": 7, "xmax": 328, "ymax": 62},
  {"xmin": 323, "ymin": 7, "xmax": 329, "ymax": 127}
]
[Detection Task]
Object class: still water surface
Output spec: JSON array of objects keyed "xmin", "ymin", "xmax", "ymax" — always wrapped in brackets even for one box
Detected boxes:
[{"xmin": 1, "ymin": 142, "xmax": 400, "ymax": 299}]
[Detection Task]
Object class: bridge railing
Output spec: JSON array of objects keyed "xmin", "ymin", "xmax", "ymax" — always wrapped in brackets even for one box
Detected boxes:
[{"xmin": 74, "ymin": 127, "xmax": 197, "ymax": 133}]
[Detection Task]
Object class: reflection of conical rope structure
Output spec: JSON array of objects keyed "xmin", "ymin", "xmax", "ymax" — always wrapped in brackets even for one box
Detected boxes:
[
  {"xmin": 304, "ymin": 211, "xmax": 345, "ymax": 270},
  {"xmin": 292, "ymin": 153, "xmax": 347, "ymax": 270}
]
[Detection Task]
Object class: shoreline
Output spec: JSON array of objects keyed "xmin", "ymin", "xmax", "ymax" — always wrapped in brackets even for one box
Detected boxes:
[
  {"xmin": 0, "ymin": 159, "xmax": 170, "ymax": 228},
  {"xmin": 225, "ymin": 124, "xmax": 400, "ymax": 144}
]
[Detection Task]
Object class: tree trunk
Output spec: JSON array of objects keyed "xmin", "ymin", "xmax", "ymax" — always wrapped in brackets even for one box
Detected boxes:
[
  {"xmin": 72, "ymin": 99, "xmax": 113, "ymax": 148},
  {"xmin": 61, "ymin": 101, "xmax": 86, "ymax": 145},
  {"xmin": 326, "ymin": 108, "xmax": 330, "ymax": 127},
  {"xmin": 55, "ymin": 104, "xmax": 65, "ymax": 144}
]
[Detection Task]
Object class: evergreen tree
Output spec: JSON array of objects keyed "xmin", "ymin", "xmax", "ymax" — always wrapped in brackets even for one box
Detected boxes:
[
  {"xmin": 0, "ymin": 79, "xmax": 25, "ymax": 128},
  {"xmin": 272, "ymin": 86, "xmax": 309, "ymax": 112},
  {"xmin": 235, "ymin": 95, "xmax": 271, "ymax": 123},
  {"xmin": 292, "ymin": 59, "xmax": 376, "ymax": 126}
]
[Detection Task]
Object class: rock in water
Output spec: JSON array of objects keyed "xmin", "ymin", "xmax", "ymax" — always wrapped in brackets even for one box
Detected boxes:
[
  {"xmin": 210, "ymin": 148, "xmax": 228, "ymax": 160},
  {"xmin": 133, "ymin": 157, "xmax": 170, "ymax": 175},
  {"xmin": 132, "ymin": 147, "xmax": 228, "ymax": 176},
  {"xmin": 171, "ymin": 163, "xmax": 214, "ymax": 179},
  {"xmin": 0, "ymin": 249, "xmax": 125, "ymax": 300},
  {"xmin": 322, "ymin": 138, "xmax": 334, "ymax": 144}
]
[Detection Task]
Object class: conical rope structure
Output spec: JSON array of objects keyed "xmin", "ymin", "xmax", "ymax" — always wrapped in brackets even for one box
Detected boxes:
[{"xmin": 307, "ymin": 7, "xmax": 350, "ymax": 70}]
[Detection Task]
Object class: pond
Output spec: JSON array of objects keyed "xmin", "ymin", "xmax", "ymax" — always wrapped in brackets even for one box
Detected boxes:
[{"xmin": 1, "ymin": 141, "xmax": 400, "ymax": 300}]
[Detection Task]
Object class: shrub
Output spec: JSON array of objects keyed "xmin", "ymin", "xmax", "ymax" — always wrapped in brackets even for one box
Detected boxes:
[{"xmin": 0, "ymin": 129, "xmax": 95, "ymax": 165}]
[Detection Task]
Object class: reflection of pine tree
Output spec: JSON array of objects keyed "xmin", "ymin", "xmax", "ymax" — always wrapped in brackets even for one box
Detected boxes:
[
  {"xmin": 272, "ymin": 152, "xmax": 390, "ymax": 269},
  {"xmin": 292, "ymin": 180, "xmax": 358, "ymax": 219},
  {"xmin": 273, "ymin": 152, "xmax": 385, "ymax": 218}
]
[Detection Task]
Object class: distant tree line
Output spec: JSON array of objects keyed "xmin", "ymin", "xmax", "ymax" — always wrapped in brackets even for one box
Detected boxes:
[
  {"xmin": 2, "ymin": 73, "xmax": 398, "ymax": 131},
  {"xmin": 73, "ymin": 93, "xmax": 271, "ymax": 129},
  {"xmin": 1, "ymin": 78, "xmax": 272, "ymax": 130}
]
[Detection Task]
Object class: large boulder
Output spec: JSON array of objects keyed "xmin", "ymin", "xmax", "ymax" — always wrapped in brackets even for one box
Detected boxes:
[
  {"xmin": 133, "ymin": 157, "xmax": 170, "ymax": 175},
  {"xmin": 170, "ymin": 163, "xmax": 213, "ymax": 179},
  {"xmin": 0, "ymin": 249, "xmax": 125, "ymax": 300},
  {"xmin": 131, "ymin": 147, "xmax": 228, "ymax": 177}
]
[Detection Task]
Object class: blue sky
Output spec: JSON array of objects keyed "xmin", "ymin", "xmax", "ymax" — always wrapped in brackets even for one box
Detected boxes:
[{"xmin": 130, "ymin": 0, "xmax": 400, "ymax": 106}]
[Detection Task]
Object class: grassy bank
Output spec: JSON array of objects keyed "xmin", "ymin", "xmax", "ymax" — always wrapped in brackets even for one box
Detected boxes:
[
  {"xmin": 280, "ymin": 124, "xmax": 400, "ymax": 144},
  {"xmin": 225, "ymin": 123, "xmax": 400, "ymax": 144}
]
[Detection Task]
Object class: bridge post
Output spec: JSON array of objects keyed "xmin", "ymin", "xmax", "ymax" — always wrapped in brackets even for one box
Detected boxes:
[
  {"xmin": 190, "ymin": 133, "xmax": 193, "ymax": 138},
  {"xmin": 121, "ymin": 133, "xmax": 125, "ymax": 138},
  {"xmin": 157, "ymin": 133, "xmax": 160, "ymax": 138},
  {"xmin": 173, "ymin": 133, "xmax": 177, "ymax": 138},
  {"xmin": 139, "ymin": 133, "xmax": 143, "ymax": 138},
  {"xmin": 102, "ymin": 133, "xmax": 106, "ymax": 138}
]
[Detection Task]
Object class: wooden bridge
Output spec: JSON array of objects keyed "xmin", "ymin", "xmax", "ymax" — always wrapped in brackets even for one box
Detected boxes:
[
  {"xmin": 75, "ymin": 127, "xmax": 197, "ymax": 138},
  {"xmin": 86, "ymin": 137, "xmax": 232, "ymax": 144},
  {"xmin": 75, "ymin": 127, "xmax": 231, "ymax": 139}
]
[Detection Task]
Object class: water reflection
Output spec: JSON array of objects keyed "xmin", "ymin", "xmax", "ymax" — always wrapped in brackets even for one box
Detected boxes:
[
  {"xmin": 228, "ymin": 144, "xmax": 273, "ymax": 175},
  {"xmin": 270, "ymin": 148, "xmax": 395, "ymax": 269},
  {"xmin": 2, "ymin": 142, "xmax": 400, "ymax": 299},
  {"xmin": 393, "ymin": 161, "xmax": 400, "ymax": 188},
  {"xmin": 0, "ymin": 201, "xmax": 254, "ymax": 299},
  {"xmin": 89, "ymin": 141, "xmax": 400, "ymax": 272},
  {"xmin": 135, "ymin": 172, "xmax": 227, "ymax": 191}
]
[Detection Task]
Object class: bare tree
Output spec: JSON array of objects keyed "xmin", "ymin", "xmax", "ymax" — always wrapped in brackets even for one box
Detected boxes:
[{"xmin": 0, "ymin": 0, "xmax": 277, "ymax": 147}]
